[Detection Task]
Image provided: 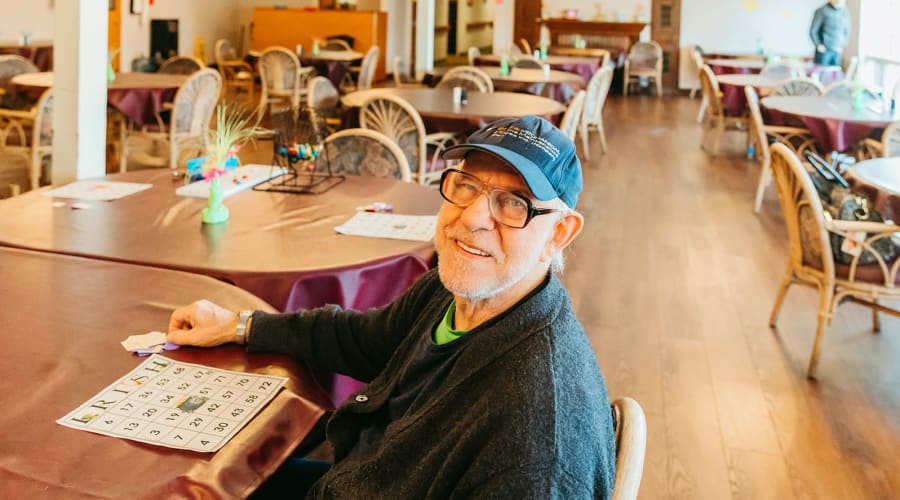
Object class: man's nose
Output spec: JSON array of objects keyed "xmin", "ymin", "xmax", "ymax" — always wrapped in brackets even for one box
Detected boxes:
[{"xmin": 458, "ymin": 192, "xmax": 496, "ymax": 230}]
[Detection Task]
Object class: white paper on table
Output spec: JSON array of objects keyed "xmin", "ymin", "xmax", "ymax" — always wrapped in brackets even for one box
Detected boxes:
[
  {"xmin": 43, "ymin": 181, "xmax": 153, "ymax": 201},
  {"xmin": 335, "ymin": 212, "xmax": 437, "ymax": 242}
]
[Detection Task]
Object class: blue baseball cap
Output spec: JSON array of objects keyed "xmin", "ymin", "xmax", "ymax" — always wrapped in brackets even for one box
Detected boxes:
[{"xmin": 442, "ymin": 115, "xmax": 583, "ymax": 209}]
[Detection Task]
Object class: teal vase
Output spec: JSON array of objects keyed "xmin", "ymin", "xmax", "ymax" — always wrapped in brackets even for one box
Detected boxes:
[{"xmin": 202, "ymin": 176, "xmax": 229, "ymax": 224}]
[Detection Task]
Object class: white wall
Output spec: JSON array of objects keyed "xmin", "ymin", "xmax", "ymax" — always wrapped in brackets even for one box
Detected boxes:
[
  {"xmin": 678, "ymin": 0, "xmax": 835, "ymax": 89},
  {"xmin": 542, "ymin": 0, "xmax": 649, "ymax": 23},
  {"xmin": 0, "ymin": 0, "xmax": 54, "ymax": 42},
  {"xmin": 457, "ymin": 0, "xmax": 496, "ymax": 54},
  {"xmin": 435, "ymin": 0, "xmax": 449, "ymax": 61}
]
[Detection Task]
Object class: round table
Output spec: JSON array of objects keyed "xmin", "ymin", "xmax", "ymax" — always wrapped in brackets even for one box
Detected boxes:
[
  {"xmin": 716, "ymin": 73, "xmax": 781, "ymax": 116},
  {"xmin": 845, "ymin": 158, "xmax": 900, "ymax": 222},
  {"xmin": 761, "ymin": 96, "xmax": 898, "ymax": 152},
  {"xmin": 475, "ymin": 54, "xmax": 601, "ymax": 84},
  {"xmin": 12, "ymin": 71, "xmax": 188, "ymax": 127},
  {"xmin": 707, "ymin": 58, "xmax": 766, "ymax": 75},
  {"xmin": 300, "ymin": 50, "xmax": 364, "ymax": 87},
  {"xmin": 341, "ymin": 88, "xmax": 566, "ymax": 133},
  {"xmin": 426, "ymin": 66, "xmax": 583, "ymax": 103}
]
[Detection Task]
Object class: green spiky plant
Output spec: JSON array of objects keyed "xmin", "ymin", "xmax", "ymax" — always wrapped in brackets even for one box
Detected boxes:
[{"xmin": 204, "ymin": 104, "xmax": 272, "ymax": 178}]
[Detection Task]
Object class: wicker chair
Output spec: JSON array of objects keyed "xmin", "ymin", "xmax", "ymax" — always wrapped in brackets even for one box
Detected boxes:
[
  {"xmin": 317, "ymin": 128, "xmax": 411, "ymax": 182},
  {"xmin": 514, "ymin": 56, "xmax": 543, "ymax": 69},
  {"xmin": 0, "ymin": 87, "xmax": 52, "ymax": 190},
  {"xmin": 159, "ymin": 56, "xmax": 204, "ymax": 75},
  {"xmin": 258, "ymin": 46, "xmax": 314, "ymax": 116},
  {"xmin": 323, "ymin": 39, "xmax": 352, "ymax": 51},
  {"xmin": 519, "ymin": 38, "xmax": 532, "ymax": 55},
  {"xmin": 773, "ymin": 77, "xmax": 824, "ymax": 97},
  {"xmin": 436, "ymin": 73, "xmax": 489, "ymax": 93},
  {"xmin": 745, "ymin": 86, "xmax": 817, "ymax": 213},
  {"xmin": 689, "ymin": 46, "xmax": 703, "ymax": 99},
  {"xmin": 441, "ymin": 66, "xmax": 493, "ymax": 93},
  {"xmin": 559, "ymin": 90, "xmax": 587, "ymax": 142},
  {"xmin": 767, "ymin": 143, "xmax": 900, "ymax": 377},
  {"xmin": 359, "ymin": 93, "xmax": 459, "ymax": 187},
  {"xmin": 623, "ymin": 41, "xmax": 662, "ymax": 97},
  {"xmin": 698, "ymin": 64, "xmax": 746, "ymax": 155},
  {"xmin": 863, "ymin": 120, "xmax": 900, "ymax": 158},
  {"xmin": 307, "ymin": 76, "xmax": 341, "ymax": 135},
  {"xmin": 0, "ymin": 55, "xmax": 39, "ymax": 109},
  {"xmin": 340, "ymin": 46, "xmax": 379, "ymax": 94},
  {"xmin": 610, "ymin": 397, "xmax": 647, "ymax": 500},
  {"xmin": 760, "ymin": 61, "xmax": 804, "ymax": 80},
  {"xmin": 214, "ymin": 38, "xmax": 254, "ymax": 103},
  {"xmin": 822, "ymin": 81, "xmax": 881, "ymax": 101},
  {"xmin": 579, "ymin": 66, "xmax": 614, "ymax": 159},
  {"xmin": 392, "ymin": 57, "xmax": 424, "ymax": 88},
  {"xmin": 123, "ymin": 69, "xmax": 221, "ymax": 172}
]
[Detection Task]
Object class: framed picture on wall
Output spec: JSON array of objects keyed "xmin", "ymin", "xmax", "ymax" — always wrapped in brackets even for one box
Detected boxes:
[{"xmin": 130, "ymin": 0, "xmax": 143, "ymax": 15}]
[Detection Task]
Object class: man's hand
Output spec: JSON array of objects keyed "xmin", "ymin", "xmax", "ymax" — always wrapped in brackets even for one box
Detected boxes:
[
  {"xmin": 167, "ymin": 300, "xmax": 240, "ymax": 347},
  {"xmin": 817, "ymin": 44, "xmax": 826, "ymax": 53}
]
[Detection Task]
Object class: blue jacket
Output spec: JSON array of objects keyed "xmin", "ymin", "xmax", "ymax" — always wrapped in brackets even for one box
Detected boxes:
[
  {"xmin": 250, "ymin": 269, "xmax": 617, "ymax": 499},
  {"xmin": 810, "ymin": 3, "xmax": 850, "ymax": 51}
]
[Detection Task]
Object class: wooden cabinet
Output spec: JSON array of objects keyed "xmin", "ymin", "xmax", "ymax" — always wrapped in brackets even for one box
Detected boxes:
[{"xmin": 251, "ymin": 8, "xmax": 387, "ymax": 82}]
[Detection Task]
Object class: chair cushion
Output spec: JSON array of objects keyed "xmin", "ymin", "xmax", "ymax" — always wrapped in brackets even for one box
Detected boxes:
[{"xmin": 835, "ymin": 259, "xmax": 900, "ymax": 286}]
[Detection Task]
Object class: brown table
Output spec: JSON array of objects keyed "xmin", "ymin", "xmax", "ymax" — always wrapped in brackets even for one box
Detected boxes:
[
  {"xmin": 11, "ymin": 71, "xmax": 188, "ymax": 127},
  {"xmin": 341, "ymin": 88, "xmax": 566, "ymax": 133},
  {"xmin": 475, "ymin": 54, "xmax": 601, "ymax": 84},
  {"xmin": 0, "ymin": 42, "xmax": 53, "ymax": 70},
  {"xmin": 425, "ymin": 66, "xmax": 583, "ymax": 103},
  {"xmin": 0, "ymin": 168, "xmax": 441, "ymax": 314},
  {"xmin": 0, "ymin": 247, "xmax": 331, "ymax": 499}
]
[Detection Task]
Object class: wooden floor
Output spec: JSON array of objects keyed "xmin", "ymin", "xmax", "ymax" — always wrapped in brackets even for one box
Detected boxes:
[{"xmin": 565, "ymin": 94, "xmax": 900, "ymax": 500}]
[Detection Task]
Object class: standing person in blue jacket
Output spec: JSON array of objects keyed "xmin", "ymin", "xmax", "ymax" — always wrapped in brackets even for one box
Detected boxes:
[
  {"xmin": 809, "ymin": 0, "xmax": 850, "ymax": 66},
  {"xmin": 167, "ymin": 115, "xmax": 616, "ymax": 499}
]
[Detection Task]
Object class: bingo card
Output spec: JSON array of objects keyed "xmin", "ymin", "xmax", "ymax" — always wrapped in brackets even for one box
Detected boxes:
[{"xmin": 57, "ymin": 355, "xmax": 287, "ymax": 452}]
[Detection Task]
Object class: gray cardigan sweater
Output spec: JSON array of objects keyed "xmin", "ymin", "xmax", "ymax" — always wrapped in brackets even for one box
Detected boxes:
[
  {"xmin": 810, "ymin": 3, "xmax": 849, "ymax": 51},
  {"xmin": 249, "ymin": 269, "xmax": 615, "ymax": 499}
]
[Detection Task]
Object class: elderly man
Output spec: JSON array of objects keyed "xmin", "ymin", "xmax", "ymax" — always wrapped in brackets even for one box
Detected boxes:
[
  {"xmin": 168, "ymin": 115, "xmax": 616, "ymax": 498},
  {"xmin": 809, "ymin": 0, "xmax": 850, "ymax": 66}
]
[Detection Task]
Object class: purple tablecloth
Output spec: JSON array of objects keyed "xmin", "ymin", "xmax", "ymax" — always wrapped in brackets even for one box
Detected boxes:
[
  {"xmin": 719, "ymin": 65, "xmax": 844, "ymax": 117},
  {"xmin": 107, "ymin": 87, "xmax": 178, "ymax": 127},
  {"xmin": 764, "ymin": 107, "xmax": 883, "ymax": 152}
]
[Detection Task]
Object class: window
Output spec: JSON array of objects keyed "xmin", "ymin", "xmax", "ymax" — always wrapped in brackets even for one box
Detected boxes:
[{"xmin": 857, "ymin": 0, "xmax": 900, "ymax": 95}]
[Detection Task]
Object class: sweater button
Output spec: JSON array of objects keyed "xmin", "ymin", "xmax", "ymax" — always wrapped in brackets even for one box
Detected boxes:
[{"xmin": 354, "ymin": 395, "xmax": 369, "ymax": 403}]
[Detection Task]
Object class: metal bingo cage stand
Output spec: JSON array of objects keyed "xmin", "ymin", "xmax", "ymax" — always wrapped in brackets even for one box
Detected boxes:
[{"xmin": 254, "ymin": 105, "xmax": 345, "ymax": 194}]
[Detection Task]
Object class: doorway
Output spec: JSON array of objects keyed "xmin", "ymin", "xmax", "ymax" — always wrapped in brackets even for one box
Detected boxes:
[
  {"xmin": 448, "ymin": 1, "xmax": 458, "ymax": 56},
  {"xmin": 652, "ymin": 0, "xmax": 681, "ymax": 92}
]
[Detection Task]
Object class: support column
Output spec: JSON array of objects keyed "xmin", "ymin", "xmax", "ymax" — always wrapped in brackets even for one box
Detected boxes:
[
  {"xmin": 494, "ymin": 0, "xmax": 515, "ymax": 54},
  {"xmin": 415, "ymin": 0, "xmax": 435, "ymax": 80},
  {"xmin": 52, "ymin": 0, "xmax": 108, "ymax": 185}
]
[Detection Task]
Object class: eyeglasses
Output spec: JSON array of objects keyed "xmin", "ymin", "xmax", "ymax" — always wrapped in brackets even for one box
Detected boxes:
[{"xmin": 439, "ymin": 168, "xmax": 559, "ymax": 229}]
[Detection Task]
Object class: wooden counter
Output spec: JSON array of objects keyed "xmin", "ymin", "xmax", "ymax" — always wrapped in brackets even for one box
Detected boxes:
[{"xmin": 251, "ymin": 8, "xmax": 387, "ymax": 82}]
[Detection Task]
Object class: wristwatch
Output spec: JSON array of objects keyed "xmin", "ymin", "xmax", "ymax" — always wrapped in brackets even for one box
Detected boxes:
[{"xmin": 236, "ymin": 310, "xmax": 254, "ymax": 345}]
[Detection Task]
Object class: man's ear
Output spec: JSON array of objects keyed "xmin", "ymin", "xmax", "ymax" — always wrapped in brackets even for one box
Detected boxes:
[{"xmin": 542, "ymin": 210, "xmax": 584, "ymax": 260}]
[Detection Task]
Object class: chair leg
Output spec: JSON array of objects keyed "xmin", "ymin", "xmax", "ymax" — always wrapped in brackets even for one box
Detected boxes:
[
  {"xmin": 753, "ymin": 158, "xmax": 771, "ymax": 213},
  {"xmin": 580, "ymin": 122, "xmax": 590, "ymax": 160},
  {"xmin": 806, "ymin": 286, "xmax": 834, "ymax": 378},
  {"xmin": 696, "ymin": 98, "xmax": 708, "ymax": 123},
  {"xmin": 623, "ymin": 73, "xmax": 630, "ymax": 96},
  {"xmin": 119, "ymin": 117, "xmax": 128, "ymax": 173},
  {"xmin": 712, "ymin": 120, "xmax": 723, "ymax": 156},
  {"xmin": 655, "ymin": 77, "xmax": 662, "ymax": 97},
  {"xmin": 769, "ymin": 267, "xmax": 794, "ymax": 327},
  {"xmin": 690, "ymin": 87, "xmax": 698, "ymax": 98},
  {"xmin": 597, "ymin": 121, "xmax": 608, "ymax": 154},
  {"xmin": 872, "ymin": 299, "xmax": 881, "ymax": 333}
]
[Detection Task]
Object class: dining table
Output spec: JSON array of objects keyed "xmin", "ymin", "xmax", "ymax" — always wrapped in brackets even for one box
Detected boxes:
[
  {"xmin": 0, "ymin": 246, "xmax": 332, "ymax": 499},
  {"xmin": 844, "ymin": 157, "xmax": 900, "ymax": 222},
  {"xmin": 0, "ymin": 41, "xmax": 53, "ymax": 70},
  {"xmin": 424, "ymin": 66, "xmax": 584, "ymax": 103},
  {"xmin": 474, "ymin": 54, "xmax": 601, "ymax": 84},
  {"xmin": 11, "ymin": 71, "xmax": 188, "ymax": 128},
  {"xmin": 300, "ymin": 50, "xmax": 364, "ymax": 87},
  {"xmin": 761, "ymin": 95, "xmax": 899, "ymax": 152},
  {"xmin": 341, "ymin": 87, "xmax": 566, "ymax": 134},
  {"xmin": 716, "ymin": 73, "xmax": 782, "ymax": 116}
]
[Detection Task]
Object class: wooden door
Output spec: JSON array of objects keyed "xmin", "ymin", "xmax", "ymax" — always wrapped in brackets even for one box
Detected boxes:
[
  {"xmin": 651, "ymin": 0, "xmax": 680, "ymax": 92},
  {"xmin": 514, "ymin": 0, "xmax": 542, "ymax": 52},
  {"xmin": 108, "ymin": 0, "xmax": 121, "ymax": 71}
]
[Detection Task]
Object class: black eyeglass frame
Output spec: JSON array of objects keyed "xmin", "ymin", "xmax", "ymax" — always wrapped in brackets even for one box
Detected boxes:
[{"xmin": 439, "ymin": 168, "xmax": 560, "ymax": 229}]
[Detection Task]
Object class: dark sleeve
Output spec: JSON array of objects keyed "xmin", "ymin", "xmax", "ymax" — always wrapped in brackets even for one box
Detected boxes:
[
  {"xmin": 809, "ymin": 8, "xmax": 824, "ymax": 46},
  {"xmin": 455, "ymin": 465, "xmax": 597, "ymax": 500},
  {"xmin": 245, "ymin": 270, "xmax": 442, "ymax": 382}
]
